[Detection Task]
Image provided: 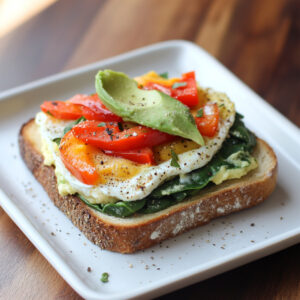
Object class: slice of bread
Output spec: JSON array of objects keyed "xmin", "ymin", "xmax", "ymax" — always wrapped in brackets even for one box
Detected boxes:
[{"xmin": 19, "ymin": 119, "xmax": 278, "ymax": 253}]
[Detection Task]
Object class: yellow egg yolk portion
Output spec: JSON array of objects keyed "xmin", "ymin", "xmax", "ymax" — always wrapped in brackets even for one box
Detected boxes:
[
  {"xmin": 135, "ymin": 71, "xmax": 180, "ymax": 87},
  {"xmin": 94, "ymin": 152, "xmax": 145, "ymax": 183}
]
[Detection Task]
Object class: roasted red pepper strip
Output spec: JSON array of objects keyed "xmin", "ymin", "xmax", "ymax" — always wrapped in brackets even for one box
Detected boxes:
[
  {"xmin": 68, "ymin": 94, "xmax": 122, "ymax": 122},
  {"xmin": 41, "ymin": 101, "xmax": 83, "ymax": 120},
  {"xmin": 71, "ymin": 120, "xmax": 120, "ymax": 138},
  {"xmin": 172, "ymin": 71, "xmax": 199, "ymax": 107},
  {"xmin": 194, "ymin": 103, "xmax": 219, "ymax": 137},
  {"xmin": 59, "ymin": 130, "xmax": 99, "ymax": 185},
  {"xmin": 41, "ymin": 94, "xmax": 122, "ymax": 121},
  {"xmin": 104, "ymin": 147, "xmax": 155, "ymax": 165},
  {"xmin": 71, "ymin": 121, "xmax": 156, "ymax": 164},
  {"xmin": 72, "ymin": 122, "xmax": 176, "ymax": 151},
  {"xmin": 143, "ymin": 71, "xmax": 199, "ymax": 107}
]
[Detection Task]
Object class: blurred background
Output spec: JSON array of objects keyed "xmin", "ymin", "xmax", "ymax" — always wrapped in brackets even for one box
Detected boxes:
[
  {"xmin": 0, "ymin": 0, "xmax": 299, "ymax": 299},
  {"xmin": 0, "ymin": 0, "xmax": 299, "ymax": 127}
]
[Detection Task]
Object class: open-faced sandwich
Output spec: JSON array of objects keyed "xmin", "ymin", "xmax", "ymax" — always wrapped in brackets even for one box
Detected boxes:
[{"xmin": 19, "ymin": 70, "xmax": 277, "ymax": 253}]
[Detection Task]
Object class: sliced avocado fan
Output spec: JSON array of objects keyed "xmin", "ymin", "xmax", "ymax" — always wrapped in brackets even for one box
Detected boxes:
[{"xmin": 95, "ymin": 70, "xmax": 204, "ymax": 145}]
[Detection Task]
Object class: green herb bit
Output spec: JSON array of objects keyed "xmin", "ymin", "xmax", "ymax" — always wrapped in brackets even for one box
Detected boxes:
[
  {"xmin": 101, "ymin": 272, "xmax": 109, "ymax": 283},
  {"xmin": 170, "ymin": 150, "xmax": 180, "ymax": 168},
  {"xmin": 196, "ymin": 108, "xmax": 203, "ymax": 118},
  {"xmin": 46, "ymin": 111, "xmax": 53, "ymax": 116},
  {"xmin": 124, "ymin": 134, "xmax": 130, "ymax": 138},
  {"xmin": 63, "ymin": 124, "xmax": 73, "ymax": 135},
  {"xmin": 52, "ymin": 138, "xmax": 61, "ymax": 145},
  {"xmin": 97, "ymin": 122, "xmax": 106, "ymax": 127},
  {"xmin": 172, "ymin": 82, "xmax": 187, "ymax": 89},
  {"xmin": 219, "ymin": 104, "xmax": 225, "ymax": 108},
  {"xmin": 159, "ymin": 72, "xmax": 169, "ymax": 79},
  {"xmin": 63, "ymin": 116, "xmax": 86, "ymax": 135},
  {"xmin": 74, "ymin": 116, "xmax": 86, "ymax": 124}
]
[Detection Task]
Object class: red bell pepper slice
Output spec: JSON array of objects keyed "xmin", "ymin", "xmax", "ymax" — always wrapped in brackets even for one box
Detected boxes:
[
  {"xmin": 68, "ymin": 94, "xmax": 122, "ymax": 122},
  {"xmin": 104, "ymin": 147, "xmax": 155, "ymax": 165},
  {"xmin": 172, "ymin": 71, "xmax": 199, "ymax": 107},
  {"xmin": 194, "ymin": 103, "xmax": 219, "ymax": 137},
  {"xmin": 143, "ymin": 71, "xmax": 199, "ymax": 107},
  {"xmin": 70, "ymin": 120, "xmax": 157, "ymax": 164},
  {"xmin": 72, "ymin": 121, "xmax": 176, "ymax": 151},
  {"xmin": 59, "ymin": 130, "xmax": 99, "ymax": 185},
  {"xmin": 41, "ymin": 101, "xmax": 83, "ymax": 120},
  {"xmin": 41, "ymin": 94, "xmax": 122, "ymax": 121}
]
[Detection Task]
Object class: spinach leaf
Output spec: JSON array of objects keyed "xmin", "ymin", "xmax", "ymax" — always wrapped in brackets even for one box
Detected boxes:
[
  {"xmin": 151, "ymin": 153, "xmax": 231, "ymax": 197},
  {"xmin": 78, "ymin": 194, "xmax": 103, "ymax": 212},
  {"xmin": 78, "ymin": 194, "xmax": 146, "ymax": 218},
  {"xmin": 141, "ymin": 190, "xmax": 199, "ymax": 214},
  {"xmin": 102, "ymin": 199, "xmax": 146, "ymax": 218},
  {"xmin": 229, "ymin": 113, "xmax": 256, "ymax": 151},
  {"xmin": 140, "ymin": 197, "xmax": 174, "ymax": 214}
]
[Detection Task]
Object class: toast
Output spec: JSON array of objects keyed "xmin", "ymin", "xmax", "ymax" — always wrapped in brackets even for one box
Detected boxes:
[{"xmin": 19, "ymin": 119, "xmax": 277, "ymax": 253}]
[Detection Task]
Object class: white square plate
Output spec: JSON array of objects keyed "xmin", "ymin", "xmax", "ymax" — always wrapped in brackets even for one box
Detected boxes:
[{"xmin": 0, "ymin": 40, "xmax": 299, "ymax": 299}]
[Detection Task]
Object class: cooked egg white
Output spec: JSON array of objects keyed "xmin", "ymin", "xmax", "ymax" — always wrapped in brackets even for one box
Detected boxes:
[{"xmin": 36, "ymin": 90, "xmax": 235, "ymax": 203}]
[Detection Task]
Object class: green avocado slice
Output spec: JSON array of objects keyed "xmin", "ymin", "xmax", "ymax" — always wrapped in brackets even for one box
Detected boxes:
[{"xmin": 95, "ymin": 70, "xmax": 204, "ymax": 145}]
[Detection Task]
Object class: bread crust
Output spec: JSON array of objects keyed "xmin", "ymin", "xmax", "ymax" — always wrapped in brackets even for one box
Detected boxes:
[{"xmin": 19, "ymin": 119, "xmax": 278, "ymax": 253}]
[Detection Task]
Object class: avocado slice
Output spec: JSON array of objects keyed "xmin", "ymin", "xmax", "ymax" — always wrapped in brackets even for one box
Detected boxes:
[{"xmin": 95, "ymin": 70, "xmax": 204, "ymax": 145}]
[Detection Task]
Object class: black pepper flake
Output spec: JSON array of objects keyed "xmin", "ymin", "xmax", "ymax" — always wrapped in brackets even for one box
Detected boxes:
[
  {"xmin": 250, "ymin": 223, "xmax": 255, "ymax": 227},
  {"xmin": 51, "ymin": 101, "xmax": 58, "ymax": 106},
  {"xmin": 118, "ymin": 122, "xmax": 124, "ymax": 131},
  {"xmin": 105, "ymin": 127, "xmax": 114, "ymax": 136},
  {"xmin": 87, "ymin": 267, "xmax": 92, "ymax": 272}
]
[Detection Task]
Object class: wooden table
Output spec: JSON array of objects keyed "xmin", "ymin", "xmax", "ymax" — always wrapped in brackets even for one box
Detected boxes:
[{"xmin": 0, "ymin": 0, "xmax": 299, "ymax": 298}]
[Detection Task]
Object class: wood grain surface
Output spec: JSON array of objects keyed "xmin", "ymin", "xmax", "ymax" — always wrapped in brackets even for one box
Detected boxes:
[{"xmin": 0, "ymin": 0, "xmax": 299, "ymax": 299}]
